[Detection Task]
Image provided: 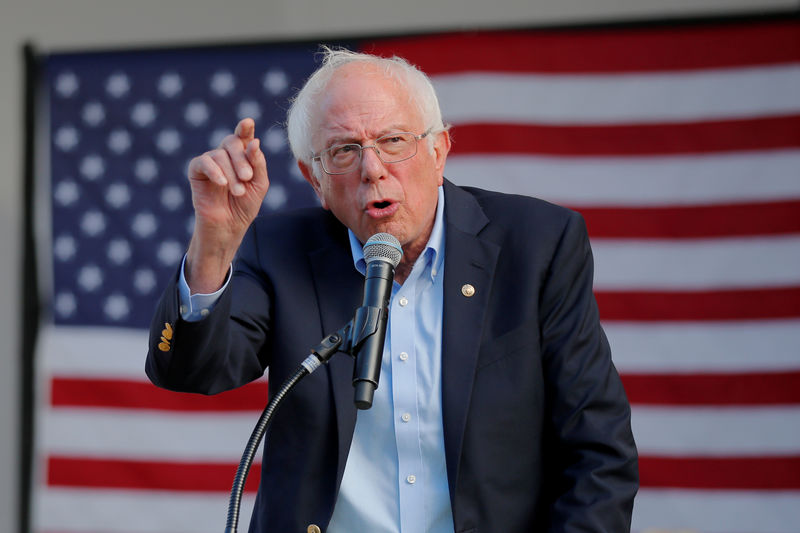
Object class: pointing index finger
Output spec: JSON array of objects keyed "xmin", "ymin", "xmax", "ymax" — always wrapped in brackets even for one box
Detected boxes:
[{"xmin": 234, "ymin": 118, "xmax": 256, "ymax": 142}]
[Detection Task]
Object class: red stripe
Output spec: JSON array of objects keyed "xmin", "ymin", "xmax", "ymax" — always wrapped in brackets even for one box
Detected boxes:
[
  {"xmin": 48, "ymin": 456, "xmax": 260, "ymax": 493},
  {"xmin": 449, "ymin": 116, "xmax": 800, "ymax": 156},
  {"xmin": 596, "ymin": 286, "xmax": 800, "ymax": 321},
  {"xmin": 47, "ymin": 455, "xmax": 800, "ymax": 492},
  {"xmin": 365, "ymin": 20, "xmax": 800, "ymax": 73},
  {"xmin": 50, "ymin": 377, "xmax": 267, "ymax": 412},
  {"xmin": 622, "ymin": 371, "xmax": 800, "ymax": 405},
  {"xmin": 640, "ymin": 455, "xmax": 800, "ymax": 489},
  {"xmin": 578, "ymin": 200, "xmax": 800, "ymax": 239}
]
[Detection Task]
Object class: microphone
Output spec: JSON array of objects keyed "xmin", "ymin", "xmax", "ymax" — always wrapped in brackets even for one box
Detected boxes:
[{"xmin": 351, "ymin": 233, "xmax": 402, "ymax": 410}]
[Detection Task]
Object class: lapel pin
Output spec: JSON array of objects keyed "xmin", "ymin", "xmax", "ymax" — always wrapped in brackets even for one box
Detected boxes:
[{"xmin": 461, "ymin": 283, "xmax": 476, "ymax": 297}]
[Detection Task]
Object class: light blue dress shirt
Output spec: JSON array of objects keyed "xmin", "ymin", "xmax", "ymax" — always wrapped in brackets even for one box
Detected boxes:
[
  {"xmin": 327, "ymin": 186, "xmax": 453, "ymax": 533},
  {"xmin": 178, "ymin": 186, "xmax": 453, "ymax": 532}
]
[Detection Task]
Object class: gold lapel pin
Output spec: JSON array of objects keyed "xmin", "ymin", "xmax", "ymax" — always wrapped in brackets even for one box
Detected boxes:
[{"xmin": 461, "ymin": 283, "xmax": 476, "ymax": 297}]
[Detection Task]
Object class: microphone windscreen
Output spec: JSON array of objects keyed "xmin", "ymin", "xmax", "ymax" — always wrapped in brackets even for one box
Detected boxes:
[{"xmin": 363, "ymin": 233, "xmax": 402, "ymax": 267}]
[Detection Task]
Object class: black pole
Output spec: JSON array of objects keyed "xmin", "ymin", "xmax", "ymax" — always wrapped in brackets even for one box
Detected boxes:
[{"xmin": 19, "ymin": 42, "xmax": 41, "ymax": 533}]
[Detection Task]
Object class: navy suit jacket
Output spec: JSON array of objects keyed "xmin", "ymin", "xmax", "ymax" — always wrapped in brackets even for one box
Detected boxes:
[{"xmin": 146, "ymin": 180, "xmax": 638, "ymax": 532}]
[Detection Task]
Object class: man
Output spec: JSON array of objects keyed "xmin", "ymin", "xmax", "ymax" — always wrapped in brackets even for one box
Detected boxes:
[{"xmin": 146, "ymin": 48, "xmax": 638, "ymax": 532}]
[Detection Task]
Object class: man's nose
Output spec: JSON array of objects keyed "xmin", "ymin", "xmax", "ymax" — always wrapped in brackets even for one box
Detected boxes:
[{"xmin": 360, "ymin": 145, "xmax": 386, "ymax": 182}]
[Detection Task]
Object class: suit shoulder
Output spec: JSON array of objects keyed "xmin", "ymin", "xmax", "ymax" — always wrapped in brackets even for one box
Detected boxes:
[{"xmin": 460, "ymin": 185, "xmax": 581, "ymax": 229}]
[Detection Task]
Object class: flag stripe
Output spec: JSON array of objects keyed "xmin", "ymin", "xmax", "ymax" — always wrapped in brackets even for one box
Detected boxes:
[
  {"xmin": 366, "ymin": 22, "xmax": 800, "ymax": 73},
  {"xmin": 43, "ymin": 406, "xmax": 800, "ymax": 458},
  {"xmin": 640, "ymin": 456, "xmax": 800, "ymax": 490},
  {"xmin": 592, "ymin": 235, "xmax": 800, "ymax": 290},
  {"xmin": 46, "ymin": 455, "xmax": 800, "ymax": 492},
  {"xmin": 48, "ymin": 456, "xmax": 261, "ymax": 493},
  {"xmin": 448, "ymin": 115, "xmax": 800, "ymax": 156},
  {"xmin": 447, "ymin": 150, "xmax": 800, "ymax": 207},
  {"xmin": 578, "ymin": 200, "xmax": 800, "ymax": 239},
  {"xmin": 632, "ymin": 406, "xmax": 800, "ymax": 456},
  {"xmin": 633, "ymin": 488, "xmax": 800, "ymax": 533},
  {"xmin": 622, "ymin": 371, "xmax": 800, "ymax": 406},
  {"xmin": 50, "ymin": 377, "xmax": 267, "ymax": 412},
  {"xmin": 435, "ymin": 65, "xmax": 800, "ymax": 125},
  {"xmin": 596, "ymin": 286, "xmax": 800, "ymax": 321}
]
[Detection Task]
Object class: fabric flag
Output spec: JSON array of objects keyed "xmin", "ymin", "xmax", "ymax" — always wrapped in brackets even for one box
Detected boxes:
[{"xmin": 32, "ymin": 18, "xmax": 800, "ymax": 533}]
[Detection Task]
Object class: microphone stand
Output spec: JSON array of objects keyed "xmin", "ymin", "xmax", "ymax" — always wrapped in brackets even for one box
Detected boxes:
[{"xmin": 224, "ymin": 300, "xmax": 387, "ymax": 533}]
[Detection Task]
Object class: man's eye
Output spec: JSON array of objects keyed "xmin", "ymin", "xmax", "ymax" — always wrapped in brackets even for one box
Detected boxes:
[{"xmin": 331, "ymin": 144, "xmax": 358, "ymax": 157}]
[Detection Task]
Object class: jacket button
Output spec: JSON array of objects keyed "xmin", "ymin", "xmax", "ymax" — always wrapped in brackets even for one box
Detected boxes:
[{"xmin": 307, "ymin": 525, "xmax": 321, "ymax": 533}]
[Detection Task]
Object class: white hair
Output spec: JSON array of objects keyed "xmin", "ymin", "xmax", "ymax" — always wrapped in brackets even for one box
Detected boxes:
[{"xmin": 286, "ymin": 46, "xmax": 446, "ymax": 166}]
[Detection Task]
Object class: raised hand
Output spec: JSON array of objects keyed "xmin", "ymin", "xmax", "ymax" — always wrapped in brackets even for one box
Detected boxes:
[{"xmin": 184, "ymin": 118, "xmax": 269, "ymax": 293}]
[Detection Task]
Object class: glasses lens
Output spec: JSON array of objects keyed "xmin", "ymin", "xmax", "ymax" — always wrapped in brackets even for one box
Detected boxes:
[
  {"xmin": 324, "ymin": 144, "xmax": 361, "ymax": 173},
  {"xmin": 376, "ymin": 133, "xmax": 416, "ymax": 162}
]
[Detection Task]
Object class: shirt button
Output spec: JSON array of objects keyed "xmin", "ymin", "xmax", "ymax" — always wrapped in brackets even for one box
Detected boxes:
[
  {"xmin": 399, "ymin": 352, "xmax": 409, "ymax": 361},
  {"xmin": 398, "ymin": 296, "xmax": 408, "ymax": 307},
  {"xmin": 180, "ymin": 304, "xmax": 188, "ymax": 315},
  {"xmin": 199, "ymin": 308, "xmax": 210, "ymax": 317},
  {"xmin": 406, "ymin": 474, "xmax": 416, "ymax": 484},
  {"xmin": 401, "ymin": 413, "xmax": 411, "ymax": 422}
]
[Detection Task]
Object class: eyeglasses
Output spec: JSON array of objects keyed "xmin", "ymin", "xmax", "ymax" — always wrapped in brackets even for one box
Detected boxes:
[{"xmin": 312, "ymin": 129, "xmax": 432, "ymax": 175}]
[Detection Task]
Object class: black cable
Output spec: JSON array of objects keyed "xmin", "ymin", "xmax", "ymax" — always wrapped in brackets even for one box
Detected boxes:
[{"xmin": 224, "ymin": 364, "xmax": 310, "ymax": 533}]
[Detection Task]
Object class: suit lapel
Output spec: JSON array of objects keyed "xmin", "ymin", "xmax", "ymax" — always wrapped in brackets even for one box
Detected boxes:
[
  {"xmin": 307, "ymin": 220, "xmax": 362, "ymax": 488},
  {"xmin": 440, "ymin": 181, "xmax": 500, "ymax": 502}
]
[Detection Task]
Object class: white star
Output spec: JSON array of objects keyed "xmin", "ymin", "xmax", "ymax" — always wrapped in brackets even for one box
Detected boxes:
[
  {"xmin": 104, "ymin": 293, "xmax": 130, "ymax": 321},
  {"xmin": 107, "ymin": 129, "xmax": 132, "ymax": 154},
  {"xmin": 135, "ymin": 157, "xmax": 158, "ymax": 183},
  {"xmin": 263, "ymin": 183, "xmax": 288, "ymax": 210},
  {"xmin": 55, "ymin": 72, "xmax": 79, "ymax": 98},
  {"xmin": 77, "ymin": 265, "xmax": 103, "ymax": 292},
  {"xmin": 160, "ymin": 185, "xmax": 184, "ymax": 211},
  {"xmin": 107, "ymin": 238, "xmax": 132, "ymax": 265},
  {"xmin": 134, "ymin": 269, "xmax": 157, "ymax": 294},
  {"xmin": 82, "ymin": 101, "xmax": 105, "ymax": 126},
  {"xmin": 210, "ymin": 71, "xmax": 235, "ymax": 96},
  {"xmin": 54, "ymin": 180, "xmax": 80, "ymax": 206},
  {"xmin": 80, "ymin": 154, "xmax": 105, "ymax": 181},
  {"xmin": 208, "ymin": 128, "xmax": 230, "ymax": 149},
  {"xmin": 131, "ymin": 101, "xmax": 157, "ymax": 127},
  {"xmin": 156, "ymin": 129, "xmax": 181, "ymax": 154},
  {"xmin": 158, "ymin": 72, "xmax": 183, "ymax": 98},
  {"xmin": 157, "ymin": 240, "xmax": 184, "ymax": 266},
  {"xmin": 105, "ymin": 183, "xmax": 131, "ymax": 209},
  {"xmin": 237, "ymin": 100, "xmax": 262, "ymax": 121},
  {"xmin": 106, "ymin": 72, "xmax": 130, "ymax": 98},
  {"xmin": 264, "ymin": 127, "xmax": 286, "ymax": 154},
  {"xmin": 54, "ymin": 126, "xmax": 80, "ymax": 152},
  {"xmin": 263, "ymin": 69, "xmax": 289, "ymax": 95},
  {"xmin": 54, "ymin": 292, "xmax": 77, "ymax": 318},
  {"xmin": 81, "ymin": 210, "xmax": 106, "ymax": 237},
  {"xmin": 131, "ymin": 212, "xmax": 158, "ymax": 238},
  {"xmin": 53, "ymin": 235, "xmax": 77, "ymax": 261},
  {"xmin": 185, "ymin": 101, "xmax": 210, "ymax": 126}
]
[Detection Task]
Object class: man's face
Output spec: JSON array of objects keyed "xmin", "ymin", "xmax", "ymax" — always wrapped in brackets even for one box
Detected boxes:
[{"xmin": 299, "ymin": 63, "xmax": 450, "ymax": 258}]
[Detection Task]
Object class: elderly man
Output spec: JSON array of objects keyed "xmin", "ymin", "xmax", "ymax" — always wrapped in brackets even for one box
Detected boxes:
[{"xmin": 146, "ymin": 48, "xmax": 638, "ymax": 532}]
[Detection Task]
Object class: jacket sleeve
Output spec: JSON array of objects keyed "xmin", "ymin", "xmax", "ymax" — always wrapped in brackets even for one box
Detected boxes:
[
  {"xmin": 539, "ymin": 211, "xmax": 639, "ymax": 532},
  {"xmin": 145, "ymin": 225, "xmax": 272, "ymax": 395}
]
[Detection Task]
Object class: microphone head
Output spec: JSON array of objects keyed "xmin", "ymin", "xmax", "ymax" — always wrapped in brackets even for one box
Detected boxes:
[{"xmin": 363, "ymin": 233, "xmax": 403, "ymax": 268}]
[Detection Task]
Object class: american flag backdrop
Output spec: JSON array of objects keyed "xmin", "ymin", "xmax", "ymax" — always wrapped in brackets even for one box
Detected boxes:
[{"xmin": 32, "ymin": 18, "xmax": 800, "ymax": 533}]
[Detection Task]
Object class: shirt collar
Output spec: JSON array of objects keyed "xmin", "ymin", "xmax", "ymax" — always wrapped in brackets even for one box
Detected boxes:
[{"xmin": 349, "ymin": 185, "xmax": 445, "ymax": 282}]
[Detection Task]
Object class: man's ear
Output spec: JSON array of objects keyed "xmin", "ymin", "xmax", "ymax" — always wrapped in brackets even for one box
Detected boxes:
[
  {"xmin": 433, "ymin": 129, "xmax": 451, "ymax": 185},
  {"xmin": 298, "ymin": 161, "xmax": 329, "ymax": 209}
]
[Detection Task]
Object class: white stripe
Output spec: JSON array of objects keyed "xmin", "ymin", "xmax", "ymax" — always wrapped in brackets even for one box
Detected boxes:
[
  {"xmin": 434, "ymin": 64, "xmax": 800, "ymax": 125},
  {"xmin": 38, "ymin": 325, "xmax": 151, "ymax": 378},
  {"xmin": 606, "ymin": 320, "xmax": 800, "ymax": 373},
  {"xmin": 35, "ymin": 487, "xmax": 255, "ymax": 532},
  {"xmin": 40, "ymin": 408, "xmax": 260, "ymax": 461},
  {"xmin": 592, "ymin": 235, "xmax": 800, "ymax": 290},
  {"xmin": 445, "ymin": 150, "xmax": 800, "ymax": 206},
  {"xmin": 632, "ymin": 406, "xmax": 800, "ymax": 456},
  {"xmin": 633, "ymin": 489, "xmax": 800, "ymax": 533}
]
